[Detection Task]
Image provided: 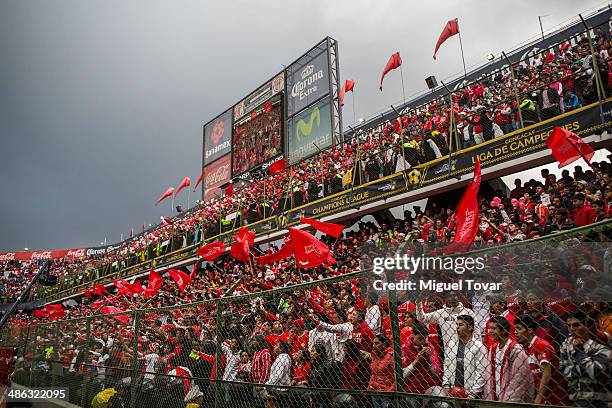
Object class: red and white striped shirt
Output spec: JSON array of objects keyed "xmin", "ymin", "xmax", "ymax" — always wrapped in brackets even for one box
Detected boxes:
[{"xmin": 251, "ymin": 348, "xmax": 271, "ymax": 384}]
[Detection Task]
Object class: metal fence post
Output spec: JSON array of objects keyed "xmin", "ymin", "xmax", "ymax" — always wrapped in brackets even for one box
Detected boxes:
[
  {"xmin": 80, "ymin": 317, "xmax": 92, "ymax": 407},
  {"xmin": 214, "ymin": 303, "xmax": 222, "ymax": 408},
  {"xmin": 386, "ymin": 268, "xmax": 404, "ymax": 397},
  {"xmin": 130, "ymin": 310, "xmax": 141, "ymax": 408}
]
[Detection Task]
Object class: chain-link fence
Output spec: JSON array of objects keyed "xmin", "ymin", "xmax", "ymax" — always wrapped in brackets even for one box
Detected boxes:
[{"xmin": 5, "ymin": 220, "xmax": 610, "ymax": 408}]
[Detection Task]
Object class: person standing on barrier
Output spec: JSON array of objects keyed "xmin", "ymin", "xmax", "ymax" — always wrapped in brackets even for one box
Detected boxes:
[
  {"xmin": 514, "ymin": 314, "xmax": 570, "ymax": 406},
  {"xmin": 560, "ymin": 309, "xmax": 612, "ymax": 408},
  {"xmin": 484, "ymin": 315, "xmax": 534, "ymax": 402}
]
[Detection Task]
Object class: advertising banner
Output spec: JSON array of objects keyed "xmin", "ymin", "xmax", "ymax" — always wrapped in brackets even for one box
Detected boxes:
[
  {"xmin": 203, "ymin": 154, "xmax": 231, "ymax": 202},
  {"xmin": 0, "ymin": 248, "xmax": 87, "ymax": 262},
  {"xmin": 203, "ymin": 109, "xmax": 233, "ymax": 165},
  {"xmin": 286, "ymin": 41, "xmax": 330, "ymax": 117},
  {"xmin": 287, "ymin": 96, "xmax": 333, "ymax": 164}
]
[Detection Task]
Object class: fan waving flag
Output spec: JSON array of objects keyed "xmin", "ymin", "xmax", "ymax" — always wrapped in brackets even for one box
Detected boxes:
[
  {"xmin": 168, "ymin": 269, "xmax": 192, "ymax": 293},
  {"xmin": 256, "ymin": 240, "xmax": 295, "ymax": 266},
  {"xmin": 300, "ymin": 217, "xmax": 345, "ymax": 238},
  {"xmin": 445, "ymin": 158, "xmax": 481, "ymax": 254},
  {"xmin": 145, "ymin": 269, "xmax": 163, "ymax": 298},
  {"xmin": 433, "ymin": 18, "xmax": 460, "ymax": 60},
  {"xmin": 92, "ymin": 283, "xmax": 109, "ymax": 296},
  {"xmin": 269, "ymin": 159, "xmax": 286, "ymax": 175},
  {"xmin": 155, "ymin": 187, "xmax": 174, "ymax": 206},
  {"xmin": 288, "ymin": 227, "xmax": 333, "ymax": 268},
  {"xmin": 380, "ymin": 52, "xmax": 402, "ymax": 91},
  {"xmin": 83, "ymin": 288, "xmax": 92, "ymax": 299},
  {"xmin": 174, "ymin": 177, "xmax": 191, "ymax": 198},
  {"xmin": 546, "ymin": 126, "xmax": 595, "ymax": 168},
  {"xmin": 193, "ymin": 172, "xmax": 203, "ymax": 192},
  {"xmin": 45, "ymin": 304, "xmax": 66, "ymax": 320},
  {"xmin": 196, "ymin": 241, "xmax": 226, "ymax": 261}
]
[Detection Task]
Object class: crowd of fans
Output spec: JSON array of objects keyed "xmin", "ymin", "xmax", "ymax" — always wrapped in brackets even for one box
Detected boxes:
[{"xmin": 2, "ymin": 22, "xmax": 612, "ymax": 408}]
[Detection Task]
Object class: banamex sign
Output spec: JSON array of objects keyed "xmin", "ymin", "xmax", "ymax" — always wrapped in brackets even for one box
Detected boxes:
[
  {"xmin": 287, "ymin": 45, "xmax": 330, "ymax": 116},
  {"xmin": 203, "ymin": 109, "xmax": 232, "ymax": 165},
  {"xmin": 203, "ymin": 154, "xmax": 231, "ymax": 202}
]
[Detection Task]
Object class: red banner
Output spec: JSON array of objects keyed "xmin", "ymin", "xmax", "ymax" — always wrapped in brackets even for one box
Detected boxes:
[
  {"xmin": 0, "ymin": 248, "xmax": 87, "ymax": 262},
  {"xmin": 203, "ymin": 154, "xmax": 231, "ymax": 202}
]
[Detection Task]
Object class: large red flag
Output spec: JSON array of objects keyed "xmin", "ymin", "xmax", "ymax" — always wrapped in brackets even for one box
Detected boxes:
[
  {"xmin": 230, "ymin": 239, "xmax": 250, "ymax": 262},
  {"xmin": 168, "ymin": 269, "xmax": 192, "ymax": 293},
  {"xmin": 155, "ymin": 187, "xmax": 174, "ymax": 206},
  {"xmin": 174, "ymin": 177, "xmax": 191, "ymax": 198},
  {"xmin": 130, "ymin": 280, "xmax": 145, "ymax": 295},
  {"xmin": 113, "ymin": 279, "xmax": 135, "ymax": 297},
  {"xmin": 196, "ymin": 241, "xmax": 226, "ymax": 261},
  {"xmin": 380, "ymin": 52, "xmax": 402, "ymax": 91},
  {"xmin": 546, "ymin": 126, "xmax": 595, "ymax": 168},
  {"xmin": 83, "ymin": 288, "xmax": 92, "ymax": 299},
  {"xmin": 234, "ymin": 227, "xmax": 255, "ymax": 246},
  {"xmin": 288, "ymin": 227, "xmax": 333, "ymax": 268},
  {"xmin": 256, "ymin": 240, "xmax": 295, "ymax": 266},
  {"xmin": 269, "ymin": 159, "xmax": 286, "ymax": 175},
  {"xmin": 300, "ymin": 217, "xmax": 345, "ymax": 238},
  {"xmin": 193, "ymin": 172, "xmax": 203, "ymax": 192},
  {"xmin": 33, "ymin": 309, "xmax": 48, "ymax": 318},
  {"xmin": 101, "ymin": 306, "xmax": 130, "ymax": 324},
  {"xmin": 433, "ymin": 18, "xmax": 460, "ymax": 60},
  {"xmin": 445, "ymin": 158, "xmax": 481, "ymax": 254}
]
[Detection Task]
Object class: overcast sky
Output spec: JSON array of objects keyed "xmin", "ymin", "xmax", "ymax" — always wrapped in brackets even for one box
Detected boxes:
[{"xmin": 0, "ymin": 0, "xmax": 607, "ymax": 251}]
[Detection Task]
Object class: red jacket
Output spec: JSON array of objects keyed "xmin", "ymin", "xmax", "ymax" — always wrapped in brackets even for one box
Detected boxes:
[
  {"xmin": 368, "ymin": 348, "xmax": 396, "ymax": 392},
  {"xmin": 572, "ymin": 205, "xmax": 596, "ymax": 226}
]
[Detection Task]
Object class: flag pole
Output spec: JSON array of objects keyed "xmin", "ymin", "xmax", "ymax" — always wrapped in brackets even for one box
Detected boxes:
[
  {"xmin": 458, "ymin": 29, "xmax": 467, "ymax": 79},
  {"xmin": 351, "ymin": 92, "xmax": 356, "ymax": 125},
  {"xmin": 187, "ymin": 188, "xmax": 191, "ymax": 210},
  {"xmin": 399, "ymin": 65, "xmax": 407, "ymax": 105}
]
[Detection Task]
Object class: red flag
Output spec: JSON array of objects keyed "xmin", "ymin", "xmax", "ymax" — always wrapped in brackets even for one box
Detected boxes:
[
  {"xmin": 168, "ymin": 269, "xmax": 192, "ymax": 293},
  {"xmin": 300, "ymin": 217, "xmax": 345, "ymax": 238},
  {"xmin": 380, "ymin": 52, "xmax": 402, "ymax": 91},
  {"xmin": 340, "ymin": 79, "xmax": 355, "ymax": 107},
  {"xmin": 145, "ymin": 269, "xmax": 163, "ymax": 298},
  {"xmin": 546, "ymin": 126, "xmax": 595, "ymax": 168},
  {"xmin": 45, "ymin": 304, "xmax": 66, "ymax": 320},
  {"xmin": 83, "ymin": 288, "xmax": 92, "ymax": 299},
  {"xmin": 263, "ymin": 101, "xmax": 273, "ymax": 113},
  {"xmin": 193, "ymin": 171, "xmax": 203, "ymax": 192},
  {"xmin": 269, "ymin": 159, "xmax": 286, "ymax": 175},
  {"xmin": 174, "ymin": 177, "xmax": 191, "ymax": 198},
  {"xmin": 230, "ymin": 239, "xmax": 250, "ymax": 262},
  {"xmin": 130, "ymin": 280, "xmax": 145, "ymax": 295},
  {"xmin": 196, "ymin": 241, "xmax": 226, "ymax": 261},
  {"xmin": 288, "ymin": 227, "xmax": 333, "ymax": 268},
  {"xmin": 92, "ymin": 283, "xmax": 109, "ymax": 296},
  {"xmin": 33, "ymin": 309, "xmax": 48, "ymax": 318},
  {"xmin": 256, "ymin": 240, "xmax": 295, "ymax": 266},
  {"xmin": 224, "ymin": 182, "xmax": 233, "ymax": 197},
  {"xmin": 101, "ymin": 306, "xmax": 130, "ymax": 324},
  {"xmin": 234, "ymin": 227, "xmax": 255, "ymax": 246},
  {"xmin": 433, "ymin": 18, "xmax": 460, "ymax": 60},
  {"xmin": 344, "ymin": 79, "xmax": 355, "ymax": 93},
  {"xmin": 445, "ymin": 158, "xmax": 481, "ymax": 254},
  {"xmin": 155, "ymin": 187, "xmax": 174, "ymax": 206},
  {"xmin": 161, "ymin": 216, "xmax": 171, "ymax": 226},
  {"xmin": 113, "ymin": 279, "xmax": 134, "ymax": 297}
]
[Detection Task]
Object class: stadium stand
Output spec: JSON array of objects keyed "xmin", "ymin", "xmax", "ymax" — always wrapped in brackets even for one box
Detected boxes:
[{"xmin": 1, "ymin": 8, "xmax": 611, "ymax": 408}]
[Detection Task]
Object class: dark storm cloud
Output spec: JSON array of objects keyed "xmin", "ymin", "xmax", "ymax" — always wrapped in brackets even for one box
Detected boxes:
[{"xmin": 0, "ymin": 0, "xmax": 604, "ymax": 251}]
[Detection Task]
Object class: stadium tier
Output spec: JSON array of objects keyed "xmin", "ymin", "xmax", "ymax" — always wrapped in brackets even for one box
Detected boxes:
[{"xmin": 1, "ymin": 7, "xmax": 611, "ymax": 408}]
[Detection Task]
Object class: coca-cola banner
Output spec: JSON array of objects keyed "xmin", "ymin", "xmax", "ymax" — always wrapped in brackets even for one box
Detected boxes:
[
  {"xmin": 203, "ymin": 108, "xmax": 233, "ymax": 165},
  {"xmin": 286, "ymin": 39, "xmax": 330, "ymax": 117},
  {"xmin": 0, "ymin": 248, "xmax": 87, "ymax": 262},
  {"xmin": 203, "ymin": 154, "xmax": 231, "ymax": 202}
]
